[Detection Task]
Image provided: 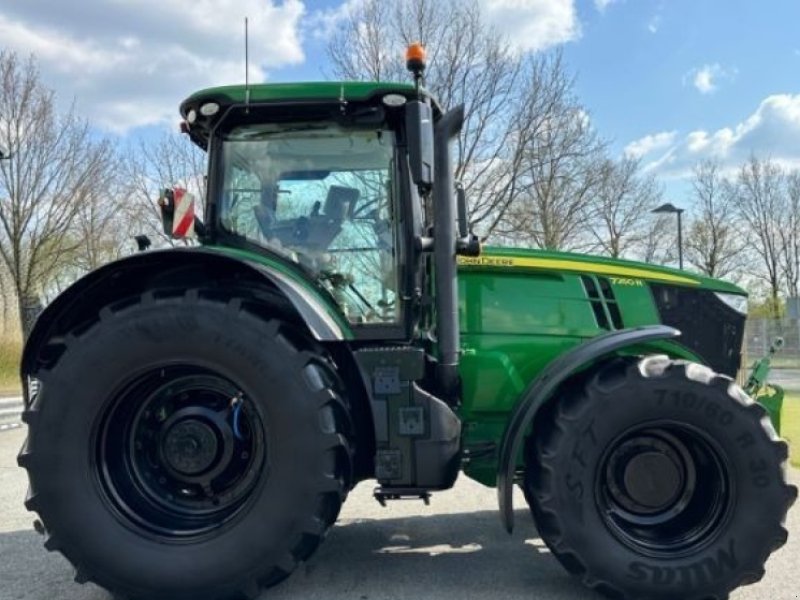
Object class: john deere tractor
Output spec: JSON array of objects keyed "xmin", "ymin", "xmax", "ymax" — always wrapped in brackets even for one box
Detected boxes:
[{"xmin": 18, "ymin": 47, "xmax": 795, "ymax": 600}]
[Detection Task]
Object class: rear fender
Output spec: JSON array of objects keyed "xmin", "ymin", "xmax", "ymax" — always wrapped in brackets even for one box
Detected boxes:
[
  {"xmin": 496, "ymin": 324, "xmax": 681, "ymax": 533},
  {"xmin": 21, "ymin": 248, "xmax": 350, "ymax": 404}
]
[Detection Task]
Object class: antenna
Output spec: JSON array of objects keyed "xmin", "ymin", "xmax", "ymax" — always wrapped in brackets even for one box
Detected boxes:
[{"xmin": 244, "ymin": 17, "xmax": 250, "ymax": 110}]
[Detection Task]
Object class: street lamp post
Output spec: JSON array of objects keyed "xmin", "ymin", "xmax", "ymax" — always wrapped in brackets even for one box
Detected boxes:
[{"xmin": 652, "ymin": 202, "xmax": 685, "ymax": 270}]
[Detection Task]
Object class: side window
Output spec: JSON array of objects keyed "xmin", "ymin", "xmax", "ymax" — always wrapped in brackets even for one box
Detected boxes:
[
  {"xmin": 277, "ymin": 169, "xmax": 397, "ymax": 324},
  {"xmin": 221, "ymin": 166, "xmax": 261, "ymax": 238},
  {"xmin": 220, "ymin": 126, "xmax": 399, "ymax": 325},
  {"xmin": 325, "ymin": 170, "xmax": 396, "ymax": 324}
]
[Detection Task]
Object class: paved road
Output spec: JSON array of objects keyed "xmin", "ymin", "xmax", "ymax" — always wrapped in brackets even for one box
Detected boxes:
[{"xmin": 1, "ymin": 426, "xmax": 798, "ymax": 600}]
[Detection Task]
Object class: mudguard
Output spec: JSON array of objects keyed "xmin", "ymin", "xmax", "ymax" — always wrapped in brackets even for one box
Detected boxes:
[
  {"xmin": 21, "ymin": 248, "xmax": 349, "ymax": 404},
  {"xmin": 496, "ymin": 324, "xmax": 681, "ymax": 533}
]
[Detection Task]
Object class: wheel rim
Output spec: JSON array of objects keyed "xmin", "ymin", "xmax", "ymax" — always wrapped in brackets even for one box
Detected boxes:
[
  {"xmin": 96, "ymin": 365, "xmax": 267, "ymax": 540},
  {"xmin": 596, "ymin": 422, "xmax": 732, "ymax": 557}
]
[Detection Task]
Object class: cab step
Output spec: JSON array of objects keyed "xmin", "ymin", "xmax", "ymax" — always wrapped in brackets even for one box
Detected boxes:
[{"xmin": 373, "ymin": 487, "xmax": 431, "ymax": 507}]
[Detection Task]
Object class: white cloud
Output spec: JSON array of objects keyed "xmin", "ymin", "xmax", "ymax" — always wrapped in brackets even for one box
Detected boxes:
[
  {"xmin": 481, "ymin": 0, "xmax": 581, "ymax": 53},
  {"xmin": 685, "ymin": 63, "xmax": 737, "ymax": 95},
  {"xmin": 0, "ymin": 0, "xmax": 305, "ymax": 132},
  {"xmin": 693, "ymin": 66, "xmax": 716, "ymax": 94},
  {"xmin": 594, "ymin": 0, "xmax": 621, "ymax": 12},
  {"xmin": 306, "ymin": 0, "xmax": 361, "ymax": 41},
  {"xmin": 626, "ymin": 94, "xmax": 800, "ymax": 177},
  {"xmin": 624, "ymin": 131, "xmax": 677, "ymax": 159},
  {"xmin": 647, "ymin": 14, "xmax": 662, "ymax": 33},
  {"xmin": 308, "ymin": 0, "xmax": 580, "ymax": 57}
]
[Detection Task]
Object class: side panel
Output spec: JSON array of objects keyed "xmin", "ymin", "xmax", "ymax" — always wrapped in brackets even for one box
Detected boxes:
[{"xmin": 456, "ymin": 262, "xmax": 702, "ymax": 487}]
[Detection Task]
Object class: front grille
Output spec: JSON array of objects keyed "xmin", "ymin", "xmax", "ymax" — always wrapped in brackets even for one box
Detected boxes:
[{"xmin": 650, "ymin": 284, "xmax": 745, "ymax": 377}]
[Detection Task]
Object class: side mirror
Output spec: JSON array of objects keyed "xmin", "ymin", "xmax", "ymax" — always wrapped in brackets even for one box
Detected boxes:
[
  {"xmin": 455, "ymin": 183, "xmax": 481, "ymax": 257},
  {"xmin": 405, "ymin": 100, "xmax": 434, "ymax": 192},
  {"xmin": 134, "ymin": 235, "xmax": 152, "ymax": 252},
  {"xmin": 158, "ymin": 187, "xmax": 198, "ymax": 239}
]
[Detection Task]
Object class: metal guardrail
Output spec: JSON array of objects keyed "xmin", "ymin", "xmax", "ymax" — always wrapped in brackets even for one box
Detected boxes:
[{"xmin": 0, "ymin": 396, "xmax": 23, "ymax": 431}]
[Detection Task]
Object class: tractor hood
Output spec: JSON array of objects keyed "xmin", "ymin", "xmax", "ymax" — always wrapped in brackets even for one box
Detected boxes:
[{"xmin": 457, "ymin": 246, "xmax": 747, "ymax": 296}]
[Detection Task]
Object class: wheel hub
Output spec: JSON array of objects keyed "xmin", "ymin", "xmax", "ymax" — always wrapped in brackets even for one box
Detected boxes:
[
  {"xmin": 96, "ymin": 367, "xmax": 267, "ymax": 539},
  {"xmin": 598, "ymin": 424, "xmax": 731, "ymax": 556},
  {"xmin": 606, "ymin": 435, "xmax": 688, "ymax": 515},
  {"xmin": 622, "ymin": 451, "xmax": 681, "ymax": 510},
  {"xmin": 162, "ymin": 418, "xmax": 219, "ymax": 476}
]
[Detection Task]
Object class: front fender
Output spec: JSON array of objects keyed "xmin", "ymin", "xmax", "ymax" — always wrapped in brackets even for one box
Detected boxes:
[
  {"xmin": 22, "ymin": 248, "xmax": 351, "ymax": 403},
  {"xmin": 496, "ymin": 324, "xmax": 681, "ymax": 533}
]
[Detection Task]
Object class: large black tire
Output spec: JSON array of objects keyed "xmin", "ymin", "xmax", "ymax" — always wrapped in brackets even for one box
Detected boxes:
[
  {"xmin": 524, "ymin": 356, "xmax": 797, "ymax": 600},
  {"xmin": 18, "ymin": 290, "xmax": 353, "ymax": 600}
]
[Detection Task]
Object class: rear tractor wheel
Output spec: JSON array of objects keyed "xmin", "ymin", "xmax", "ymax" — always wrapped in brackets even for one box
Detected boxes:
[
  {"xmin": 525, "ymin": 356, "xmax": 797, "ymax": 600},
  {"xmin": 18, "ymin": 291, "xmax": 354, "ymax": 600}
]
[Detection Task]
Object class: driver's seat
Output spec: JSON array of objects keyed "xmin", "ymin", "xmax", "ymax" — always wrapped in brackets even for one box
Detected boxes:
[
  {"xmin": 322, "ymin": 186, "xmax": 359, "ymax": 222},
  {"xmin": 300, "ymin": 185, "xmax": 359, "ymax": 251}
]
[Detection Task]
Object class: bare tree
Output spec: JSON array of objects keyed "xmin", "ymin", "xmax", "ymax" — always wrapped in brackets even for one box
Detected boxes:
[
  {"xmin": 469, "ymin": 52, "xmax": 579, "ymax": 236},
  {"xmin": 493, "ymin": 98, "xmax": 606, "ymax": 250},
  {"xmin": 586, "ymin": 157, "xmax": 662, "ymax": 258},
  {"xmin": 781, "ymin": 170, "xmax": 800, "ymax": 297},
  {"xmin": 327, "ymin": 0, "xmax": 602, "ymax": 246},
  {"xmin": 329, "ymin": 0, "xmax": 548, "ymax": 236},
  {"xmin": 684, "ymin": 160, "xmax": 746, "ymax": 280},
  {"xmin": 638, "ymin": 215, "xmax": 675, "ymax": 265},
  {"xmin": 0, "ymin": 51, "xmax": 115, "ymax": 336},
  {"xmin": 327, "ymin": 0, "xmax": 405, "ymax": 83},
  {"xmin": 123, "ymin": 131, "xmax": 206, "ymax": 246},
  {"xmin": 729, "ymin": 156, "xmax": 785, "ymax": 314},
  {"xmin": 44, "ymin": 173, "xmax": 132, "ymax": 300}
]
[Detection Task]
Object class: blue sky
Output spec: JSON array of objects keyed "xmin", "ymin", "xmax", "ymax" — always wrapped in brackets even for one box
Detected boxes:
[
  {"xmin": 2, "ymin": 0, "xmax": 800, "ymax": 205},
  {"xmin": 566, "ymin": 1, "xmax": 800, "ymax": 160}
]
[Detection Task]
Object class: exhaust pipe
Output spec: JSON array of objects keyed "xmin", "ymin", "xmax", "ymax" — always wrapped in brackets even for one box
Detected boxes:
[{"xmin": 433, "ymin": 105, "xmax": 465, "ymax": 402}]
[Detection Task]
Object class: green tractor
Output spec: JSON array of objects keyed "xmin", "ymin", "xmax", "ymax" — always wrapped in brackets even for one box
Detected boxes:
[{"xmin": 18, "ymin": 48, "xmax": 795, "ymax": 600}]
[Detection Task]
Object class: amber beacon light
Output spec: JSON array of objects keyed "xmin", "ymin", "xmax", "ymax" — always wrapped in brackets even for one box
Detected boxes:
[{"xmin": 405, "ymin": 42, "xmax": 427, "ymax": 88}]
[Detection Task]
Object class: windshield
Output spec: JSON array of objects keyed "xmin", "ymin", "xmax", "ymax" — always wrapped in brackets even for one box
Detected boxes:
[{"xmin": 219, "ymin": 123, "xmax": 398, "ymax": 325}]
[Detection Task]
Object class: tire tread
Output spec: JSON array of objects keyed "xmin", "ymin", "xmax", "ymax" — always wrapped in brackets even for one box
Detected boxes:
[
  {"xmin": 18, "ymin": 289, "xmax": 355, "ymax": 600},
  {"xmin": 524, "ymin": 356, "xmax": 797, "ymax": 600}
]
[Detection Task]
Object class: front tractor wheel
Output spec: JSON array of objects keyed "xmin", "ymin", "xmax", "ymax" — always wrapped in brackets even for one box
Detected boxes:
[
  {"xmin": 525, "ymin": 356, "xmax": 797, "ymax": 600},
  {"xmin": 18, "ymin": 292, "xmax": 353, "ymax": 600}
]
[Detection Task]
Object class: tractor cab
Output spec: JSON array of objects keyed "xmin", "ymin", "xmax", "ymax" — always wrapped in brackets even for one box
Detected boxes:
[{"xmin": 179, "ymin": 81, "xmax": 443, "ymax": 332}]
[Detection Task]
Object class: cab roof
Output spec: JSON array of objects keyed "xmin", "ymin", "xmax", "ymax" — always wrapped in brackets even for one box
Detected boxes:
[{"xmin": 179, "ymin": 81, "xmax": 442, "ymax": 148}]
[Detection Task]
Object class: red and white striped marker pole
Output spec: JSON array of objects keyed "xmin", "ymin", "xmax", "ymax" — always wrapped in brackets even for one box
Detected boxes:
[{"xmin": 172, "ymin": 187, "xmax": 195, "ymax": 238}]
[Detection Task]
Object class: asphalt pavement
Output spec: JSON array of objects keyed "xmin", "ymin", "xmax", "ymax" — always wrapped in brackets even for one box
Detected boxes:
[{"xmin": 1, "ymin": 427, "xmax": 799, "ymax": 600}]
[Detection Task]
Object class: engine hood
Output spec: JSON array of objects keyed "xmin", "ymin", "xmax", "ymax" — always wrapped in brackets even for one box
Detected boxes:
[{"xmin": 457, "ymin": 246, "xmax": 746, "ymax": 296}]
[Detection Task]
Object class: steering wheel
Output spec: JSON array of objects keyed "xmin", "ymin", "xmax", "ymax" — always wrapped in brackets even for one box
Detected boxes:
[{"xmin": 253, "ymin": 203, "xmax": 275, "ymax": 238}]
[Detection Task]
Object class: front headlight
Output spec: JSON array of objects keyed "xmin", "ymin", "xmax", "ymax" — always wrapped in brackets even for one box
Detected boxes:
[{"xmin": 714, "ymin": 292, "xmax": 748, "ymax": 315}]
